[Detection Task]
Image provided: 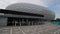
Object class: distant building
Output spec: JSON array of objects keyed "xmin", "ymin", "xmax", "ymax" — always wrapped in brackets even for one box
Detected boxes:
[
  {"xmin": 0, "ymin": 3, "xmax": 55, "ymax": 26},
  {"xmin": 56, "ymin": 18, "xmax": 60, "ymax": 21}
]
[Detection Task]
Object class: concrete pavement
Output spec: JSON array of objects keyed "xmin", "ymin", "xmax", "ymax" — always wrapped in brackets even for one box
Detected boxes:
[{"xmin": 0, "ymin": 23, "xmax": 60, "ymax": 34}]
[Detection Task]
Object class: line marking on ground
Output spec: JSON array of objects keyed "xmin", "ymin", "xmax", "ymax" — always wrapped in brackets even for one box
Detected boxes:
[
  {"xmin": 10, "ymin": 27, "xmax": 12, "ymax": 34},
  {"xmin": 19, "ymin": 27, "xmax": 26, "ymax": 34}
]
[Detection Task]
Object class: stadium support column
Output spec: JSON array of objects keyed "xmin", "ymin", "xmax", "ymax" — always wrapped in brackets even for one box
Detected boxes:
[
  {"xmin": 22, "ymin": 18, "xmax": 23, "ymax": 26},
  {"xmin": 29, "ymin": 21, "xmax": 30, "ymax": 26},
  {"xmin": 19, "ymin": 19, "xmax": 21, "ymax": 26},
  {"xmin": 26, "ymin": 19, "xmax": 29, "ymax": 26},
  {"xmin": 32, "ymin": 21, "xmax": 33, "ymax": 26},
  {"xmin": 12, "ymin": 19, "xmax": 15, "ymax": 26},
  {"xmin": 15, "ymin": 21, "xmax": 17, "ymax": 26},
  {"xmin": 20, "ymin": 21, "xmax": 21, "ymax": 26},
  {"xmin": 22, "ymin": 18, "xmax": 25, "ymax": 26}
]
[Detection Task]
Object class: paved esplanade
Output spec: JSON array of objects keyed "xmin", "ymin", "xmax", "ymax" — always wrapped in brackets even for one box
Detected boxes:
[{"xmin": 0, "ymin": 23, "xmax": 60, "ymax": 34}]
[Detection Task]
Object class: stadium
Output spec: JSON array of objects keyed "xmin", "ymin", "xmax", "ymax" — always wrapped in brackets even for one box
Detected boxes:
[{"xmin": 0, "ymin": 3, "xmax": 55, "ymax": 26}]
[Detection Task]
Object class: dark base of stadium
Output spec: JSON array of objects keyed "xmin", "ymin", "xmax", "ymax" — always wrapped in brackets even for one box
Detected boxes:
[{"xmin": 7, "ymin": 17, "xmax": 44, "ymax": 26}]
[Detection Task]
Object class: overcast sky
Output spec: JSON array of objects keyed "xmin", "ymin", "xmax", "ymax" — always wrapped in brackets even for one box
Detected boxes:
[{"xmin": 0, "ymin": 0, "xmax": 60, "ymax": 19}]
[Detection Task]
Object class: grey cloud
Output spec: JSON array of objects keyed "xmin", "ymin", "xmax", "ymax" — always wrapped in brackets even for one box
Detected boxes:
[{"xmin": 0, "ymin": 0, "xmax": 47, "ymax": 9}]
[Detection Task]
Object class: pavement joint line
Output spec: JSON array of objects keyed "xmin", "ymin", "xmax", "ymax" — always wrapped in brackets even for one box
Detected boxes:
[
  {"xmin": 10, "ymin": 27, "xmax": 12, "ymax": 34},
  {"xmin": 19, "ymin": 27, "xmax": 26, "ymax": 34}
]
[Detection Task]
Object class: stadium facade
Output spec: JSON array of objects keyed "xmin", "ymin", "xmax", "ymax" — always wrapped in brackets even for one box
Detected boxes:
[{"xmin": 0, "ymin": 3, "xmax": 55, "ymax": 26}]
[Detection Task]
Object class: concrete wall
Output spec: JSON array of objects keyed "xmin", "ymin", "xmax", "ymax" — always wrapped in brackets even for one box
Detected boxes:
[{"xmin": 0, "ymin": 16, "xmax": 7, "ymax": 26}]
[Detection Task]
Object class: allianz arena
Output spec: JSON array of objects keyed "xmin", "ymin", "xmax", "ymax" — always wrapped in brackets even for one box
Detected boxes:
[{"xmin": 0, "ymin": 3, "xmax": 55, "ymax": 26}]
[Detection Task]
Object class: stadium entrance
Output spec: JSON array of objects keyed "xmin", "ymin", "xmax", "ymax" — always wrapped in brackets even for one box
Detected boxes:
[
  {"xmin": 7, "ymin": 17, "xmax": 34, "ymax": 26},
  {"xmin": 7, "ymin": 17, "xmax": 44, "ymax": 26},
  {"xmin": 7, "ymin": 17, "xmax": 19, "ymax": 26}
]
